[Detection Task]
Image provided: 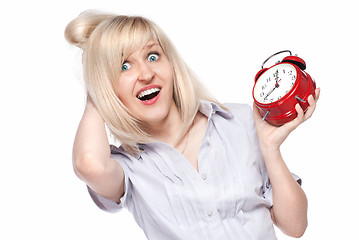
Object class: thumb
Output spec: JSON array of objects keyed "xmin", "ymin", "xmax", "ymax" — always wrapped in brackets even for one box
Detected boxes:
[{"xmin": 252, "ymin": 103, "xmax": 263, "ymax": 124}]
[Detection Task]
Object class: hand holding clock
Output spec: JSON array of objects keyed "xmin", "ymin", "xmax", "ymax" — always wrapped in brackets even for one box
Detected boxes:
[{"xmin": 253, "ymin": 88, "xmax": 320, "ymax": 151}]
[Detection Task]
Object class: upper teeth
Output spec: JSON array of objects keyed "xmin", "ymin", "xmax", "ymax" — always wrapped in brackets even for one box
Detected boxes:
[{"xmin": 137, "ymin": 88, "xmax": 160, "ymax": 98}]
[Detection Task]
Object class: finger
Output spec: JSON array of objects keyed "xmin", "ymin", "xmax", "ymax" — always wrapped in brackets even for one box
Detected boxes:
[
  {"xmin": 252, "ymin": 104, "xmax": 273, "ymax": 130},
  {"xmin": 314, "ymin": 88, "xmax": 321, "ymax": 102},
  {"xmin": 293, "ymin": 103, "xmax": 305, "ymax": 125},
  {"xmin": 282, "ymin": 103, "xmax": 303, "ymax": 131},
  {"xmin": 304, "ymin": 94, "xmax": 316, "ymax": 121},
  {"xmin": 304, "ymin": 88, "xmax": 320, "ymax": 121}
]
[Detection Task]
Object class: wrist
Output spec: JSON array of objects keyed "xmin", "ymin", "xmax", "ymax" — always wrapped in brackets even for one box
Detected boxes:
[
  {"xmin": 259, "ymin": 142, "xmax": 281, "ymax": 154},
  {"xmin": 259, "ymin": 145, "xmax": 282, "ymax": 164}
]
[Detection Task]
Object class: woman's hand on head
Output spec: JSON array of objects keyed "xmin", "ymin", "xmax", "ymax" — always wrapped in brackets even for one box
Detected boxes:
[{"xmin": 253, "ymin": 88, "xmax": 320, "ymax": 151}]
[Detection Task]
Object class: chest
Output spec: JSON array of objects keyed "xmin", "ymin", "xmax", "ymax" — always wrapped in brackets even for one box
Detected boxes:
[
  {"xmin": 176, "ymin": 112, "xmax": 208, "ymax": 171},
  {"xmin": 132, "ymin": 119, "xmax": 266, "ymax": 220},
  {"xmin": 116, "ymin": 105, "xmax": 276, "ymax": 239}
]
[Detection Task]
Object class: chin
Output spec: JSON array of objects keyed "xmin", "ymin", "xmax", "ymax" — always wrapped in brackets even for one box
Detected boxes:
[
  {"xmin": 139, "ymin": 101, "xmax": 175, "ymax": 125},
  {"xmin": 142, "ymin": 108, "xmax": 170, "ymax": 124}
]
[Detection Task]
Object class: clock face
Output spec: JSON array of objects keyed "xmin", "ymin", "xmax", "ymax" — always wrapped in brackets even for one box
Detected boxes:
[{"xmin": 253, "ymin": 63, "xmax": 297, "ymax": 104}]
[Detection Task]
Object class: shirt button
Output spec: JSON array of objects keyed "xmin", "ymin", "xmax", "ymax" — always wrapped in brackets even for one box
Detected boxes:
[
  {"xmin": 207, "ymin": 209, "xmax": 213, "ymax": 217},
  {"xmin": 202, "ymin": 173, "xmax": 207, "ymax": 180},
  {"xmin": 206, "ymin": 137, "xmax": 210, "ymax": 145}
]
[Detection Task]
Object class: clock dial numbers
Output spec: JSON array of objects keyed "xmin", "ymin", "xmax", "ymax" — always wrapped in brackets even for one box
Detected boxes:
[
  {"xmin": 254, "ymin": 64, "xmax": 297, "ymax": 104},
  {"xmin": 274, "ymin": 69, "xmax": 279, "ymax": 82}
]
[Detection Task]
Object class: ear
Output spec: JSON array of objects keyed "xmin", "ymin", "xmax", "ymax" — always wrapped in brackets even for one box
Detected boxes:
[
  {"xmin": 254, "ymin": 68, "xmax": 268, "ymax": 82},
  {"xmin": 282, "ymin": 56, "xmax": 306, "ymax": 70}
]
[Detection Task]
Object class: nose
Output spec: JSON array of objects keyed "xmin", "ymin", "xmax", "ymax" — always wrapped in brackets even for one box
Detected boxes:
[{"xmin": 138, "ymin": 62, "xmax": 155, "ymax": 82}]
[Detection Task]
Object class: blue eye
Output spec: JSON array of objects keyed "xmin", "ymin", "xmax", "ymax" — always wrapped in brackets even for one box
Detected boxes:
[
  {"xmin": 121, "ymin": 62, "xmax": 131, "ymax": 71},
  {"xmin": 148, "ymin": 53, "xmax": 159, "ymax": 62}
]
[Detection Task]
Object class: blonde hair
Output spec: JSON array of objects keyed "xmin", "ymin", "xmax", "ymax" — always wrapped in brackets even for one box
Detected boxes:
[{"xmin": 65, "ymin": 10, "xmax": 221, "ymax": 154}]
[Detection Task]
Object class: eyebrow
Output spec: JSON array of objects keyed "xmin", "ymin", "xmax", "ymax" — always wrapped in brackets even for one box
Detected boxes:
[{"xmin": 143, "ymin": 41, "xmax": 160, "ymax": 50}]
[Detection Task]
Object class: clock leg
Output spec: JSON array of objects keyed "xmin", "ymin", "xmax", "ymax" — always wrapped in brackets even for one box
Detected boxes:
[
  {"xmin": 262, "ymin": 111, "xmax": 270, "ymax": 122},
  {"xmin": 295, "ymin": 95, "xmax": 306, "ymax": 103}
]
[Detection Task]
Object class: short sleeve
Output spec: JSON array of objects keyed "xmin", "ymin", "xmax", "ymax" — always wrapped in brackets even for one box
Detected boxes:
[
  {"xmin": 262, "ymin": 172, "xmax": 302, "ymax": 207},
  {"xmin": 87, "ymin": 172, "xmax": 130, "ymax": 213},
  {"xmin": 86, "ymin": 149, "xmax": 131, "ymax": 213}
]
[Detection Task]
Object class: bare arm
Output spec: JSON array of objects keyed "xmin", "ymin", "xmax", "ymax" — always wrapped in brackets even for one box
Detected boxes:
[
  {"xmin": 262, "ymin": 148, "xmax": 308, "ymax": 238},
  {"xmin": 72, "ymin": 97, "xmax": 125, "ymax": 203},
  {"xmin": 254, "ymin": 89, "xmax": 320, "ymax": 237}
]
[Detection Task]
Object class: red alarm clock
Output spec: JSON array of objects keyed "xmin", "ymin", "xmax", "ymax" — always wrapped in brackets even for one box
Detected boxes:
[{"xmin": 252, "ymin": 50, "xmax": 316, "ymax": 126}]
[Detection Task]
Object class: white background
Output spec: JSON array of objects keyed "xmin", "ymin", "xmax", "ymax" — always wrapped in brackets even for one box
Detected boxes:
[{"xmin": 1, "ymin": 0, "xmax": 358, "ymax": 239}]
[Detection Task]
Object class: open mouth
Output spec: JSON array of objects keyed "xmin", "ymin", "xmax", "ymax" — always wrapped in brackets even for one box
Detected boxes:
[{"xmin": 136, "ymin": 87, "xmax": 161, "ymax": 102}]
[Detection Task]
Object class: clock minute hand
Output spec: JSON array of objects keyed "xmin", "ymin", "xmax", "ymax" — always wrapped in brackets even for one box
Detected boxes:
[
  {"xmin": 263, "ymin": 79, "xmax": 282, "ymax": 100},
  {"xmin": 263, "ymin": 86, "xmax": 276, "ymax": 100}
]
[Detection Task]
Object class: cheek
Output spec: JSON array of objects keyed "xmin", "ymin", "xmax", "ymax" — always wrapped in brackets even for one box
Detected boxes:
[
  {"xmin": 166, "ymin": 72, "xmax": 174, "ymax": 88},
  {"xmin": 161, "ymin": 62, "xmax": 174, "ymax": 85},
  {"xmin": 116, "ymin": 89, "xmax": 130, "ymax": 105},
  {"xmin": 115, "ymin": 75, "xmax": 136, "ymax": 105}
]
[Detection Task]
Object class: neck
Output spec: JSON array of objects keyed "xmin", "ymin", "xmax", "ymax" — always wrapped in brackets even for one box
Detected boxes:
[{"xmin": 145, "ymin": 101, "xmax": 183, "ymax": 146}]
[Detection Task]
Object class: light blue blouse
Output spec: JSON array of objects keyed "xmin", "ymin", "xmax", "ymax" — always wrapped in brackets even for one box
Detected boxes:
[{"xmin": 88, "ymin": 100, "xmax": 297, "ymax": 239}]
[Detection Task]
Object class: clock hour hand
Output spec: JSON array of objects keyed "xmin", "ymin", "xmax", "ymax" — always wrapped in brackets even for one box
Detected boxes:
[{"xmin": 275, "ymin": 69, "xmax": 279, "ymax": 83}]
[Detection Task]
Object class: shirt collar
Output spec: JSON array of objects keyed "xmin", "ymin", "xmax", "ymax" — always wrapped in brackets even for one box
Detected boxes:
[
  {"xmin": 199, "ymin": 100, "xmax": 233, "ymax": 119},
  {"xmin": 114, "ymin": 100, "xmax": 233, "ymax": 160},
  {"xmin": 111, "ymin": 144, "xmax": 144, "ymax": 160}
]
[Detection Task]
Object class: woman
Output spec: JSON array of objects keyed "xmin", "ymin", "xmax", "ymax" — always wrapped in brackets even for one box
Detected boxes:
[{"xmin": 65, "ymin": 10, "xmax": 319, "ymax": 239}]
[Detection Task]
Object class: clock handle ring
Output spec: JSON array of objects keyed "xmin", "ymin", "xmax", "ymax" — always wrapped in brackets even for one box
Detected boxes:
[{"xmin": 261, "ymin": 50, "xmax": 292, "ymax": 69}]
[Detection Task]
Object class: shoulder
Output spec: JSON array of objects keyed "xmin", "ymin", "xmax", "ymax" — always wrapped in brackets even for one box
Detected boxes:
[
  {"xmin": 221, "ymin": 103, "xmax": 258, "ymax": 141},
  {"xmin": 109, "ymin": 144, "xmax": 138, "ymax": 169},
  {"xmin": 200, "ymin": 100, "xmax": 254, "ymax": 129},
  {"xmin": 223, "ymin": 103, "xmax": 253, "ymax": 124}
]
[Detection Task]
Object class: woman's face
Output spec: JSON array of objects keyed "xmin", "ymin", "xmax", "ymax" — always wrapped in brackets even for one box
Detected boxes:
[{"xmin": 116, "ymin": 40, "xmax": 176, "ymax": 127}]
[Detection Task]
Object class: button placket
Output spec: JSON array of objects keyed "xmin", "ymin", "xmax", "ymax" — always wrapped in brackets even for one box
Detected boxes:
[
  {"xmin": 207, "ymin": 209, "xmax": 214, "ymax": 217},
  {"xmin": 202, "ymin": 173, "xmax": 207, "ymax": 180}
]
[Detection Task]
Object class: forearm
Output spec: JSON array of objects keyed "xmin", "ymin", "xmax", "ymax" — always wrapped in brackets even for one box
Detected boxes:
[
  {"xmin": 72, "ymin": 98, "xmax": 125, "ymax": 202},
  {"xmin": 72, "ymin": 98, "xmax": 111, "ymax": 177},
  {"xmin": 262, "ymin": 148, "xmax": 308, "ymax": 238}
]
